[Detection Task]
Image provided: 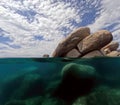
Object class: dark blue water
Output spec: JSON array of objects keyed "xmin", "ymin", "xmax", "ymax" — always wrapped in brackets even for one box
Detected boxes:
[{"xmin": 0, "ymin": 57, "xmax": 120, "ymax": 105}]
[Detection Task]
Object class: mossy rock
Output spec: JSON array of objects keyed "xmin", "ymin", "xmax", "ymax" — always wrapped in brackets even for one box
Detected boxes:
[
  {"xmin": 86, "ymin": 86, "xmax": 120, "ymax": 105},
  {"xmin": 1, "ymin": 72, "xmax": 46, "ymax": 104},
  {"xmin": 42, "ymin": 97, "xmax": 66, "ymax": 105},
  {"xmin": 61, "ymin": 63, "xmax": 96, "ymax": 78},
  {"xmin": 5, "ymin": 100, "xmax": 26, "ymax": 105},
  {"xmin": 25, "ymin": 96, "xmax": 43, "ymax": 105},
  {"xmin": 72, "ymin": 97, "xmax": 86, "ymax": 105},
  {"xmin": 53, "ymin": 63, "xmax": 97, "ymax": 103},
  {"xmin": 10, "ymin": 73, "xmax": 45, "ymax": 100}
]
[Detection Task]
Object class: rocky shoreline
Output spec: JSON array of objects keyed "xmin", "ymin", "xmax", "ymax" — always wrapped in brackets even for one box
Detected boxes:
[{"xmin": 44, "ymin": 27, "xmax": 120, "ymax": 58}]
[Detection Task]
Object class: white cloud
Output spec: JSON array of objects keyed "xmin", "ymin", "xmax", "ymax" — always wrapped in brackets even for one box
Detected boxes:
[
  {"xmin": 0, "ymin": 0, "xmax": 81, "ymax": 57},
  {"xmin": 87, "ymin": 0, "xmax": 120, "ymax": 49},
  {"xmin": 88, "ymin": 0, "xmax": 120, "ymax": 36}
]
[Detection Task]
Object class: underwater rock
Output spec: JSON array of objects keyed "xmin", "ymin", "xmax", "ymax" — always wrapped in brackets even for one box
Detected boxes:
[
  {"xmin": 4, "ymin": 95, "xmax": 65, "ymax": 105},
  {"xmin": 52, "ymin": 27, "xmax": 90, "ymax": 57},
  {"xmin": 77, "ymin": 30, "xmax": 113, "ymax": 54},
  {"xmin": 1, "ymin": 73, "xmax": 46, "ymax": 104},
  {"xmin": 45, "ymin": 80, "xmax": 61, "ymax": 95},
  {"xmin": 66, "ymin": 49, "xmax": 81, "ymax": 58},
  {"xmin": 10, "ymin": 73, "xmax": 45, "ymax": 100},
  {"xmin": 41, "ymin": 97, "xmax": 66, "ymax": 105},
  {"xmin": 86, "ymin": 86, "xmax": 109, "ymax": 105},
  {"xmin": 61, "ymin": 63, "xmax": 96, "ymax": 77},
  {"xmin": 25, "ymin": 96, "xmax": 43, "ymax": 105},
  {"xmin": 72, "ymin": 97, "xmax": 86, "ymax": 105},
  {"xmin": 86, "ymin": 86, "xmax": 120, "ymax": 105},
  {"xmin": 5, "ymin": 100, "xmax": 25, "ymax": 105},
  {"xmin": 1, "ymin": 75, "xmax": 25, "ymax": 104},
  {"xmin": 73, "ymin": 86, "xmax": 120, "ymax": 105},
  {"xmin": 53, "ymin": 63, "xmax": 97, "ymax": 103},
  {"xmin": 82, "ymin": 50, "xmax": 103, "ymax": 58}
]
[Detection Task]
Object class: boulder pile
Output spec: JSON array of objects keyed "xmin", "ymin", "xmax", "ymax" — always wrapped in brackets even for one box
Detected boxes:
[{"xmin": 52, "ymin": 27, "xmax": 120, "ymax": 58}]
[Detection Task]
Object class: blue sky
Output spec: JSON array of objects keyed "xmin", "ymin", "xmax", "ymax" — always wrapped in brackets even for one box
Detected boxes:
[{"xmin": 0, "ymin": 0, "xmax": 120, "ymax": 57}]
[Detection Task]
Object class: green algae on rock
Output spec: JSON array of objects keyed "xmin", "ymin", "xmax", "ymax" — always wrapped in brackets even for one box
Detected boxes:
[
  {"xmin": 1, "ymin": 58, "xmax": 120, "ymax": 105},
  {"xmin": 52, "ymin": 63, "xmax": 97, "ymax": 104}
]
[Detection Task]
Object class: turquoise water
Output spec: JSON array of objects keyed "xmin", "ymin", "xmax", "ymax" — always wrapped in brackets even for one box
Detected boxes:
[{"xmin": 0, "ymin": 57, "xmax": 120, "ymax": 105}]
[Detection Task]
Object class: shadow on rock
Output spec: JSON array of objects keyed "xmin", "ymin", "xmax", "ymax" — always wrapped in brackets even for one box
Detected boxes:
[
  {"xmin": 1, "ymin": 73, "xmax": 46, "ymax": 105},
  {"xmin": 52, "ymin": 63, "xmax": 98, "ymax": 104}
]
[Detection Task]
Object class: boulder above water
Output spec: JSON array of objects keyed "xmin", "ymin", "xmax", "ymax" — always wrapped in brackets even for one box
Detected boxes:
[
  {"xmin": 51, "ymin": 27, "xmax": 120, "ymax": 58},
  {"xmin": 102, "ymin": 42, "xmax": 119, "ymax": 54},
  {"xmin": 82, "ymin": 50, "xmax": 103, "ymax": 58},
  {"xmin": 65, "ymin": 49, "xmax": 81, "ymax": 58},
  {"xmin": 77, "ymin": 30, "xmax": 113, "ymax": 54},
  {"xmin": 107, "ymin": 51, "xmax": 120, "ymax": 57},
  {"xmin": 52, "ymin": 27, "xmax": 90, "ymax": 57}
]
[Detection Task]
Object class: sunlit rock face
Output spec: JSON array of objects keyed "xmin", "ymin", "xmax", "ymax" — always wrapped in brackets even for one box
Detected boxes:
[
  {"xmin": 52, "ymin": 27, "xmax": 90, "ymax": 57},
  {"xmin": 52, "ymin": 27, "xmax": 120, "ymax": 58}
]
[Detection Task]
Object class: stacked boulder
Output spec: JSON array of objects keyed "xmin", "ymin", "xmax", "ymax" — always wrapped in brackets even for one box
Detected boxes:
[
  {"xmin": 52, "ymin": 27, "xmax": 120, "ymax": 58},
  {"xmin": 102, "ymin": 41, "xmax": 119, "ymax": 56}
]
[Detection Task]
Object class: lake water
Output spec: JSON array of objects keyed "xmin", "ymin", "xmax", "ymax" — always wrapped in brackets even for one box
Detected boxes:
[{"xmin": 0, "ymin": 57, "xmax": 120, "ymax": 105}]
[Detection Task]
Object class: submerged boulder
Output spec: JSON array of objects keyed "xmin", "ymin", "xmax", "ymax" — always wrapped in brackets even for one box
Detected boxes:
[
  {"xmin": 12, "ymin": 73, "xmax": 45, "ymax": 100},
  {"xmin": 53, "ymin": 63, "xmax": 97, "ymax": 103},
  {"xmin": 41, "ymin": 97, "xmax": 66, "ymax": 105},
  {"xmin": 5, "ymin": 100, "xmax": 25, "ymax": 105},
  {"xmin": 72, "ymin": 86, "xmax": 120, "ymax": 105},
  {"xmin": 72, "ymin": 97, "xmax": 86, "ymax": 105},
  {"xmin": 86, "ymin": 86, "xmax": 120, "ymax": 105},
  {"xmin": 1, "ymin": 73, "xmax": 46, "ymax": 104},
  {"xmin": 61, "ymin": 63, "xmax": 96, "ymax": 78}
]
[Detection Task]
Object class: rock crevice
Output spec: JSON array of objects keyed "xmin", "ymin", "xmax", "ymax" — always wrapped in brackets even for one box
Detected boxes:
[{"xmin": 51, "ymin": 27, "xmax": 120, "ymax": 58}]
